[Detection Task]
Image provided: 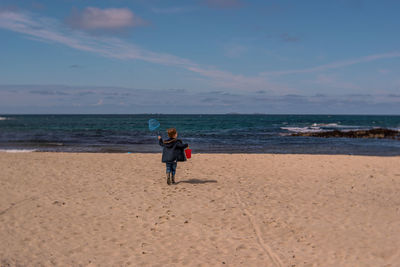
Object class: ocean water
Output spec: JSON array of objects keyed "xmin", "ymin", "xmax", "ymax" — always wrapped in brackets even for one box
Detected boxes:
[{"xmin": 0, "ymin": 114, "xmax": 399, "ymax": 155}]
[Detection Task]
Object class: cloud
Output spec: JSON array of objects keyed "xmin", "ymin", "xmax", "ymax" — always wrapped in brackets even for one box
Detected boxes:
[
  {"xmin": 166, "ymin": 88, "xmax": 186, "ymax": 93},
  {"xmin": 67, "ymin": 7, "xmax": 145, "ymax": 32},
  {"xmin": 29, "ymin": 89, "xmax": 70, "ymax": 95},
  {"xmin": 312, "ymin": 74, "xmax": 360, "ymax": 90},
  {"xmin": 201, "ymin": 97, "xmax": 219, "ymax": 102},
  {"xmin": 262, "ymin": 52, "xmax": 400, "ymax": 76},
  {"xmin": 93, "ymin": 99, "xmax": 103, "ymax": 106},
  {"xmin": 77, "ymin": 91, "xmax": 96, "ymax": 96},
  {"xmin": 202, "ymin": 0, "xmax": 242, "ymax": 9},
  {"xmin": 1, "ymin": 85, "xmax": 399, "ymax": 114},
  {"xmin": 0, "ymin": 9, "xmax": 275, "ymax": 92},
  {"xmin": 184, "ymin": 65, "xmax": 277, "ymax": 91}
]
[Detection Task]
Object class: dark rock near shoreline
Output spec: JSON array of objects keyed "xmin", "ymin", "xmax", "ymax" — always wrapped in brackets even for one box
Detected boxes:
[{"xmin": 291, "ymin": 128, "xmax": 400, "ymax": 140}]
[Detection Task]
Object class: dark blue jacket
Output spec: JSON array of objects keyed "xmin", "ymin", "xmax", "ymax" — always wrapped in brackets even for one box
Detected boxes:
[{"xmin": 159, "ymin": 138, "xmax": 188, "ymax": 163}]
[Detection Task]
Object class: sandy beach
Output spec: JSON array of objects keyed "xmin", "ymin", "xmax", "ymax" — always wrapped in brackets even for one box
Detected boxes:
[{"xmin": 1, "ymin": 152, "xmax": 399, "ymax": 266}]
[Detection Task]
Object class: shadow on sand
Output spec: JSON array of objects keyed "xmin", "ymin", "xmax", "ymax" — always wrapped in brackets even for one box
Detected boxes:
[{"xmin": 176, "ymin": 179, "xmax": 218, "ymax": 185}]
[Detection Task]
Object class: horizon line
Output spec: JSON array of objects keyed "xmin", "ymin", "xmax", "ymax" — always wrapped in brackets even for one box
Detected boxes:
[{"xmin": 1, "ymin": 113, "xmax": 400, "ymax": 116}]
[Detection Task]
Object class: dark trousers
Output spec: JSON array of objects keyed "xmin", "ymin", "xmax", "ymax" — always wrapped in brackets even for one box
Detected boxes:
[{"xmin": 166, "ymin": 162, "xmax": 177, "ymax": 175}]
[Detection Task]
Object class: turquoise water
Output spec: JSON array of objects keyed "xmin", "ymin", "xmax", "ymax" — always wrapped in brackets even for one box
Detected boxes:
[{"xmin": 0, "ymin": 114, "xmax": 399, "ymax": 155}]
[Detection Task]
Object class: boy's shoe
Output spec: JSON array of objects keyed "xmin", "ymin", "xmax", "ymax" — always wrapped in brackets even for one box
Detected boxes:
[
  {"xmin": 171, "ymin": 174, "xmax": 176, "ymax": 184},
  {"xmin": 166, "ymin": 173, "xmax": 171, "ymax": 185}
]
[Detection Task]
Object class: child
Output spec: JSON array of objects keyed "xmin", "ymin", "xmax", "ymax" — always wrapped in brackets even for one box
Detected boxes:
[{"xmin": 158, "ymin": 128, "xmax": 189, "ymax": 185}]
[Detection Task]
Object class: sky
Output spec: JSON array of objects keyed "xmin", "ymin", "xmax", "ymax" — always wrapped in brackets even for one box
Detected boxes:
[{"xmin": 0, "ymin": 0, "xmax": 400, "ymax": 114}]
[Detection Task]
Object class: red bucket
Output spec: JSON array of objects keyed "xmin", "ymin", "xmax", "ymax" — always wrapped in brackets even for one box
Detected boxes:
[{"xmin": 185, "ymin": 148, "xmax": 192, "ymax": 159}]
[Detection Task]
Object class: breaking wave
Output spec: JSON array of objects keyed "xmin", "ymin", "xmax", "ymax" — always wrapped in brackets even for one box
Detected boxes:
[{"xmin": 0, "ymin": 149, "xmax": 37, "ymax": 153}]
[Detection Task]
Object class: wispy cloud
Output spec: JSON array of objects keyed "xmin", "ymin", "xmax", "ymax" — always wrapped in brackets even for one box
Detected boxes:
[
  {"xmin": 312, "ymin": 74, "xmax": 360, "ymax": 90},
  {"xmin": 262, "ymin": 52, "xmax": 400, "ymax": 76},
  {"xmin": 0, "ymin": 9, "xmax": 273, "ymax": 92},
  {"xmin": 184, "ymin": 65, "xmax": 278, "ymax": 91},
  {"xmin": 67, "ymin": 7, "xmax": 146, "ymax": 31}
]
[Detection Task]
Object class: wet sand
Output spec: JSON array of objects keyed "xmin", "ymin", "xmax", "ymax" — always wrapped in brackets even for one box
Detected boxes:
[{"xmin": 1, "ymin": 152, "xmax": 399, "ymax": 266}]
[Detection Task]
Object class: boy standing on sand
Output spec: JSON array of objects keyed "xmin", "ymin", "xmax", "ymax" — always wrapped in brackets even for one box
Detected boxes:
[{"xmin": 158, "ymin": 128, "xmax": 189, "ymax": 185}]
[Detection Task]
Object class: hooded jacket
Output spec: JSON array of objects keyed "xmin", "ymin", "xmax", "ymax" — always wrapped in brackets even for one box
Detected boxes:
[{"xmin": 159, "ymin": 137, "xmax": 188, "ymax": 163}]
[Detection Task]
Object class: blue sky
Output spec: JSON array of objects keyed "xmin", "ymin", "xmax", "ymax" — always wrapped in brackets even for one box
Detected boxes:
[{"xmin": 0, "ymin": 0, "xmax": 399, "ymax": 114}]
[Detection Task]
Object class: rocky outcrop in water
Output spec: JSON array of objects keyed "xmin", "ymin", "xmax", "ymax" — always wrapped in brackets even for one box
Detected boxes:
[{"xmin": 291, "ymin": 128, "xmax": 400, "ymax": 139}]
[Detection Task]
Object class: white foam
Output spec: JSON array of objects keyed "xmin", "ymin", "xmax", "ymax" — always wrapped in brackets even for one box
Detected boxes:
[
  {"xmin": 281, "ymin": 126, "xmax": 323, "ymax": 133},
  {"xmin": 311, "ymin": 123, "xmax": 359, "ymax": 128},
  {"xmin": 0, "ymin": 117, "xmax": 8, "ymax": 120},
  {"xmin": 312, "ymin": 123, "xmax": 339, "ymax": 127},
  {"xmin": 0, "ymin": 149, "xmax": 37, "ymax": 153}
]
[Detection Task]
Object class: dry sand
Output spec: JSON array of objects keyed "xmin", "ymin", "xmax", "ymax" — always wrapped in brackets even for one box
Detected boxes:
[{"xmin": 1, "ymin": 152, "xmax": 400, "ymax": 266}]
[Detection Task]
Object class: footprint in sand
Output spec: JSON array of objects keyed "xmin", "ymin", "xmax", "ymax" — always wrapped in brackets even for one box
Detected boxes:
[{"xmin": 52, "ymin": 200, "xmax": 66, "ymax": 206}]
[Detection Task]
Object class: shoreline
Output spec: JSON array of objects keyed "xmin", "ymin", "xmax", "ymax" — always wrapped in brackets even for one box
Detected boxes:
[
  {"xmin": 1, "ymin": 152, "xmax": 400, "ymax": 266},
  {"xmin": 1, "ymin": 150, "xmax": 400, "ymax": 157}
]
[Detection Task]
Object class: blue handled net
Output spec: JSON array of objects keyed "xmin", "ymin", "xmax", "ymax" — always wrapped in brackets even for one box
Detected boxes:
[{"xmin": 148, "ymin": 119, "xmax": 160, "ymax": 131}]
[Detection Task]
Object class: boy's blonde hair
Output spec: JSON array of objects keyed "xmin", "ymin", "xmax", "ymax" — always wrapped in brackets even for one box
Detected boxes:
[{"xmin": 167, "ymin": 128, "xmax": 177, "ymax": 138}]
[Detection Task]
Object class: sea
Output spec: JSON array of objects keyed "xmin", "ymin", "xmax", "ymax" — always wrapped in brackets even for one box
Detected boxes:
[{"xmin": 0, "ymin": 114, "xmax": 399, "ymax": 156}]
